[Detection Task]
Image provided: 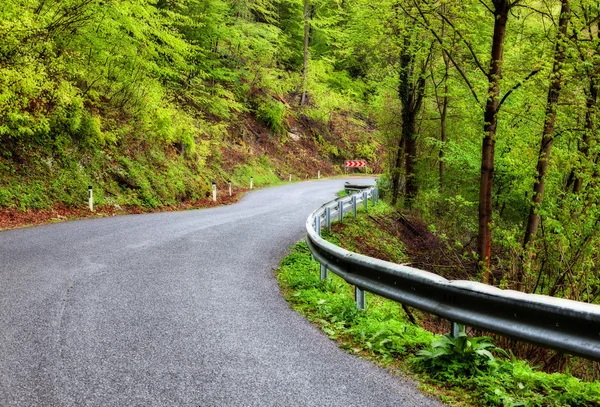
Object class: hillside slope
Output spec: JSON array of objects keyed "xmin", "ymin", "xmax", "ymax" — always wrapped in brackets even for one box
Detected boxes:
[{"xmin": 0, "ymin": 0, "xmax": 380, "ymax": 211}]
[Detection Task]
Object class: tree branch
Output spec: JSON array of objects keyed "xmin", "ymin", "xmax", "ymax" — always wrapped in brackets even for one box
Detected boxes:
[
  {"xmin": 478, "ymin": 0, "xmax": 494, "ymax": 15},
  {"xmin": 512, "ymin": 3, "xmax": 554, "ymax": 21},
  {"xmin": 498, "ymin": 69, "xmax": 541, "ymax": 109},
  {"xmin": 436, "ymin": 11, "xmax": 489, "ymax": 76},
  {"xmin": 404, "ymin": 0, "xmax": 482, "ymax": 105}
]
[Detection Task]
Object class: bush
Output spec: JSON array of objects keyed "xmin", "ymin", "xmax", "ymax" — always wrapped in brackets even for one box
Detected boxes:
[{"xmin": 255, "ymin": 98, "xmax": 286, "ymax": 135}]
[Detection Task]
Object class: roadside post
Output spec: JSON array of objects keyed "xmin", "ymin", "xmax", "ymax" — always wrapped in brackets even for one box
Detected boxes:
[
  {"xmin": 228, "ymin": 180, "xmax": 232, "ymax": 197},
  {"xmin": 355, "ymin": 286, "xmax": 365, "ymax": 310},
  {"xmin": 250, "ymin": 176, "xmax": 253, "ymax": 190},
  {"xmin": 88, "ymin": 186, "xmax": 94, "ymax": 212},
  {"xmin": 212, "ymin": 182, "xmax": 217, "ymax": 202}
]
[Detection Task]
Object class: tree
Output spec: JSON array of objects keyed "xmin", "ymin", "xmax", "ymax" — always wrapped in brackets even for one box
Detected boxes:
[{"xmin": 521, "ymin": 0, "xmax": 572, "ymax": 287}]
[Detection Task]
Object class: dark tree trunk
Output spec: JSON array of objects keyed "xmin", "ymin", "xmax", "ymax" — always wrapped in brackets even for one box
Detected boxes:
[
  {"xmin": 397, "ymin": 45, "xmax": 427, "ymax": 207},
  {"xmin": 477, "ymin": 0, "xmax": 509, "ymax": 283},
  {"xmin": 390, "ymin": 136, "xmax": 404, "ymax": 206},
  {"xmin": 390, "ymin": 38, "xmax": 427, "ymax": 207},
  {"xmin": 521, "ymin": 0, "xmax": 571, "ymax": 276},
  {"xmin": 574, "ymin": 77, "xmax": 598, "ymax": 193}
]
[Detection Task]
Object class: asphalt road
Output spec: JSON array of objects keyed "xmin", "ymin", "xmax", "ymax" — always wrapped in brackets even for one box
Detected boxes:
[{"xmin": 0, "ymin": 178, "xmax": 445, "ymax": 406}]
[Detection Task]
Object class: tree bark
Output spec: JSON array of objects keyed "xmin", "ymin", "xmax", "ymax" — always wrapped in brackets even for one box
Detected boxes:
[
  {"xmin": 391, "ymin": 38, "xmax": 427, "ymax": 206},
  {"xmin": 522, "ymin": 0, "xmax": 571, "ymax": 267},
  {"xmin": 573, "ymin": 77, "xmax": 598, "ymax": 193},
  {"xmin": 477, "ymin": 0, "xmax": 509, "ymax": 283},
  {"xmin": 398, "ymin": 43, "xmax": 427, "ymax": 206},
  {"xmin": 390, "ymin": 135, "xmax": 404, "ymax": 206}
]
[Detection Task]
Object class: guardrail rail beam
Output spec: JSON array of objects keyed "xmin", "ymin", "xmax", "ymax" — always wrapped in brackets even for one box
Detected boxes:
[{"xmin": 306, "ymin": 185, "xmax": 600, "ymax": 361}]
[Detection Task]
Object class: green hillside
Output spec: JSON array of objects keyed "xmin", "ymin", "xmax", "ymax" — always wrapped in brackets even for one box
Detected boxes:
[{"xmin": 0, "ymin": 0, "xmax": 379, "ymax": 210}]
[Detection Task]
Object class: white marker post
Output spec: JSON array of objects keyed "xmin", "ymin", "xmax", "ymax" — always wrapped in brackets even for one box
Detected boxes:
[
  {"xmin": 88, "ymin": 186, "xmax": 94, "ymax": 212},
  {"xmin": 228, "ymin": 181, "xmax": 232, "ymax": 197},
  {"xmin": 212, "ymin": 182, "xmax": 217, "ymax": 202},
  {"xmin": 250, "ymin": 177, "xmax": 254, "ymax": 190},
  {"xmin": 318, "ymin": 170, "xmax": 320, "ymax": 179},
  {"xmin": 289, "ymin": 174, "xmax": 292, "ymax": 182}
]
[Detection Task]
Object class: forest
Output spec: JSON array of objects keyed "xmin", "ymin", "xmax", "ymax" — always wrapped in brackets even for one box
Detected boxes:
[{"xmin": 1, "ymin": 0, "xmax": 599, "ymax": 302}]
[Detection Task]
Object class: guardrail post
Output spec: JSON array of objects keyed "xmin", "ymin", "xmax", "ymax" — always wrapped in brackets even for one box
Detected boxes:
[
  {"xmin": 325, "ymin": 207, "xmax": 331, "ymax": 230},
  {"xmin": 451, "ymin": 322, "xmax": 463, "ymax": 338},
  {"xmin": 352, "ymin": 195, "xmax": 357, "ymax": 217},
  {"xmin": 316, "ymin": 214, "xmax": 321, "ymax": 236},
  {"xmin": 355, "ymin": 286, "xmax": 365, "ymax": 310},
  {"xmin": 363, "ymin": 191, "xmax": 368, "ymax": 211},
  {"xmin": 371, "ymin": 189, "xmax": 376, "ymax": 206},
  {"xmin": 338, "ymin": 200, "xmax": 344, "ymax": 223},
  {"xmin": 320, "ymin": 264, "xmax": 328, "ymax": 281}
]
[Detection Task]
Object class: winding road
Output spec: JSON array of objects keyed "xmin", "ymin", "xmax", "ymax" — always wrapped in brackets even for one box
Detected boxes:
[{"xmin": 0, "ymin": 179, "xmax": 444, "ymax": 406}]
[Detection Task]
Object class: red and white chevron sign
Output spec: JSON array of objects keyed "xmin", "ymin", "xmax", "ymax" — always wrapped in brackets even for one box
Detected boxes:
[{"xmin": 345, "ymin": 160, "xmax": 367, "ymax": 167}]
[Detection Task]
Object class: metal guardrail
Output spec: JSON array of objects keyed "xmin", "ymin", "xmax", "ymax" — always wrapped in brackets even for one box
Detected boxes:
[
  {"xmin": 306, "ymin": 186, "xmax": 600, "ymax": 362},
  {"xmin": 343, "ymin": 182, "xmax": 372, "ymax": 194}
]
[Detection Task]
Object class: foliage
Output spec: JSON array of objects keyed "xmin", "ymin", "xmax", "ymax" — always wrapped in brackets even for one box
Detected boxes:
[
  {"xmin": 415, "ymin": 331, "xmax": 508, "ymax": 378},
  {"xmin": 255, "ymin": 97, "xmax": 287, "ymax": 135}
]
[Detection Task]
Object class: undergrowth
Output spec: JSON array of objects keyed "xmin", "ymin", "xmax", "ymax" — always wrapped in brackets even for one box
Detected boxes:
[{"xmin": 277, "ymin": 201, "xmax": 600, "ymax": 406}]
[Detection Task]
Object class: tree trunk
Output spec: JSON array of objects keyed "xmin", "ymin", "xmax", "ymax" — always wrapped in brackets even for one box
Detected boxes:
[
  {"xmin": 390, "ymin": 136, "xmax": 404, "ymax": 206},
  {"xmin": 521, "ymin": 0, "xmax": 571, "ymax": 270},
  {"xmin": 437, "ymin": 11, "xmax": 450, "ymax": 191},
  {"xmin": 300, "ymin": 0, "xmax": 309, "ymax": 105},
  {"xmin": 398, "ymin": 44, "xmax": 427, "ymax": 207},
  {"xmin": 477, "ymin": 1, "xmax": 509, "ymax": 283},
  {"xmin": 404, "ymin": 116, "xmax": 418, "ymax": 204},
  {"xmin": 439, "ymin": 56, "xmax": 449, "ymax": 192},
  {"xmin": 573, "ymin": 77, "xmax": 598, "ymax": 193},
  {"xmin": 391, "ymin": 39, "xmax": 426, "ymax": 207}
]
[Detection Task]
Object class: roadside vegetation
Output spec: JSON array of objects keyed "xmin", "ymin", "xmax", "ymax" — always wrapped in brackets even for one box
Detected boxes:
[{"xmin": 277, "ymin": 201, "xmax": 600, "ymax": 406}]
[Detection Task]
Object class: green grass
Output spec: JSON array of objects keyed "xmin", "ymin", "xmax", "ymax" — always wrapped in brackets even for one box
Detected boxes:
[{"xmin": 277, "ymin": 202, "xmax": 600, "ymax": 407}]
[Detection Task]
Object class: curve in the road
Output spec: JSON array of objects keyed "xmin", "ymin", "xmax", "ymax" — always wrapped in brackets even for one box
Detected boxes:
[{"xmin": 0, "ymin": 179, "xmax": 445, "ymax": 406}]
